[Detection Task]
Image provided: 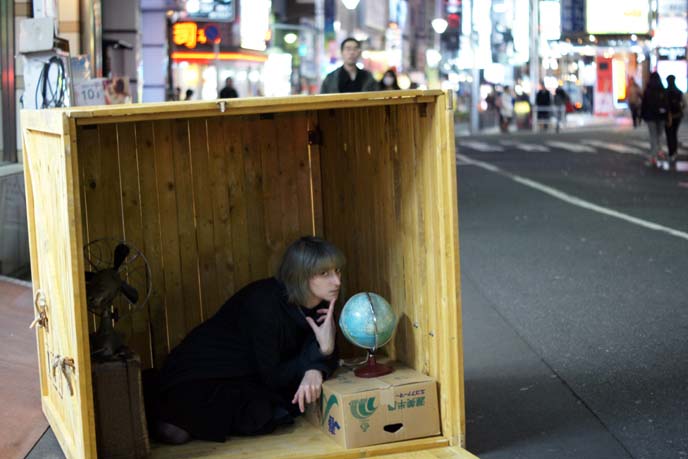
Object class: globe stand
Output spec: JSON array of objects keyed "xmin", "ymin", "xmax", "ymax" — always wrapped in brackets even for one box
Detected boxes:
[{"xmin": 354, "ymin": 351, "xmax": 394, "ymax": 378}]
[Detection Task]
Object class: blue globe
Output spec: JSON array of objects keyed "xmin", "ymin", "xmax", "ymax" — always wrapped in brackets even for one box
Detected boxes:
[{"xmin": 339, "ymin": 292, "xmax": 397, "ymax": 351}]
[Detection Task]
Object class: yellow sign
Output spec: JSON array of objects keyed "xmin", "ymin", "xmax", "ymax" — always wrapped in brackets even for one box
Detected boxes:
[
  {"xmin": 173, "ymin": 22, "xmax": 198, "ymax": 49},
  {"xmin": 172, "ymin": 22, "xmax": 221, "ymax": 49}
]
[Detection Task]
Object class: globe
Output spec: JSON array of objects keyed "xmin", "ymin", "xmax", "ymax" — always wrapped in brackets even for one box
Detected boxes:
[{"xmin": 339, "ymin": 292, "xmax": 397, "ymax": 352}]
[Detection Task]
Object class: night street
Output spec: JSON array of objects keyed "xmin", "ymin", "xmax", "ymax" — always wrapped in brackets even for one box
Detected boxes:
[{"xmin": 458, "ymin": 126, "xmax": 688, "ymax": 458}]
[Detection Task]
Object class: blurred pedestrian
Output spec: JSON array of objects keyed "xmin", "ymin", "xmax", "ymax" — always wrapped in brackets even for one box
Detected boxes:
[
  {"xmin": 627, "ymin": 77, "xmax": 643, "ymax": 128},
  {"xmin": 320, "ymin": 37, "xmax": 377, "ymax": 94},
  {"xmin": 219, "ymin": 77, "xmax": 239, "ymax": 98},
  {"xmin": 641, "ymin": 72, "xmax": 669, "ymax": 167},
  {"xmin": 498, "ymin": 86, "xmax": 514, "ymax": 133},
  {"xmin": 379, "ymin": 69, "xmax": 400, "ymax": 90},
  {"xmin": 664, "ymin": 74, "xmax": 684, "ymax": 166},
  {"xmin": 535, "ymin": 83, "xmax": 552, "ymax": 131},
  {"xmin": 553, "ymin": 85, "xmax": 570, "ymax": 132}
]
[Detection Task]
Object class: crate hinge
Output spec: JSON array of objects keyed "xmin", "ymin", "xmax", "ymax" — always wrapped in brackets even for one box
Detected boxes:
[
  {"xmin": 29, "ymin": 290, "xmax": 49, "ymax": 331},
  {"xmin": 51, "ymin": 354, "xmax": 76, "ymax": 396}
]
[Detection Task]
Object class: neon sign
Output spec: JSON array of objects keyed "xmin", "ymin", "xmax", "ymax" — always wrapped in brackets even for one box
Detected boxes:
[{"xmin": 173, "ymin": 22, "xmax": 221, "ymax": 49}]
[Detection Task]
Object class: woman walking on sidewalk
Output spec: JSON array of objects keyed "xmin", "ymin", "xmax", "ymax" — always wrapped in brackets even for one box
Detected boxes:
[{"xmin": 641, "ymin": 72, "xmax": 669, "ymax": 167}]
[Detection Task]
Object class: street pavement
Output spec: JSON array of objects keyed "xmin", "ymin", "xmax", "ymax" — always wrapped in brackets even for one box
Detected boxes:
[{"xmin": 458, "ymin": 126, "xmax": 688, "ymax": 459}]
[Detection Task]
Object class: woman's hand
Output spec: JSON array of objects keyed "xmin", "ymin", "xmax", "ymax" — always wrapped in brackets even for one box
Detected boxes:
[
  {"xmin": 305, "ymin": 298, "xmax": 336, "ymax": 356},
  {"xmin": 292, "ymin": 369, "xmax": 323, "ymax": 413}
]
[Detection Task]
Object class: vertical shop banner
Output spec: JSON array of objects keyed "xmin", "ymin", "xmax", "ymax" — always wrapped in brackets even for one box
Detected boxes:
[{"xmin": 594, "ymin": 57, "xmax": 615, "ymax": 116}]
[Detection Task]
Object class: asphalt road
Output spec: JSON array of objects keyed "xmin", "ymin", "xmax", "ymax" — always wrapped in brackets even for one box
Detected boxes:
[{"xmin": 458, "ymin": 126, "xmax": 688, "ymax": 459}]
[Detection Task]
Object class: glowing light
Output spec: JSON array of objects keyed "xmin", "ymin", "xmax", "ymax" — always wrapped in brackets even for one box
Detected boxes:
[
  {"xmin": 284, "ymin": 33, "xmax": 298, "ymax": 45},
  {"xmin": 341, "ymin": 0, "xmax": 360, "ymax": 10},
  {"xmin": 171, "ymin": 52, "xmax": 268, "ymax": 63},
  {"xmin": 431, "ymin": 18, "xmax": 448, "ymax": 34},
  {"xmin": 426, "ymin": 49, "xmax": 442, "ymax": 68},
  {"xmin": 186, "ymin": 0, "xmax": 200, "ymax": 14},
  {"xmin": 173, "ymin": 23, "xmax": 198, "ymax": 48}
]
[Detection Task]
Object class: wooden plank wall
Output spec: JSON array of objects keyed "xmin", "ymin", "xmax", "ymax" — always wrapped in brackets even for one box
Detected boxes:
[
  {"xmin": 76, "ymin": 112, "xmax": 317, "ymax": 367},
  {"xmin": 318, "ymin": 101, "xmax": 463, "ymax": 443}
]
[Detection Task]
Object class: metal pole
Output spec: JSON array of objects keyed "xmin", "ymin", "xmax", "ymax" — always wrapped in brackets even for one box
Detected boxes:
[
  {"xmin": 470, "ymin": 0, "xmax": 480, "ymax": 133},
  {"xmin": 529, "ymin": 0, "xmax": 539, "ymax": 132},
  {"xmin": 314, "ymin": 0, "xmax": 325, "ymax": 89}
]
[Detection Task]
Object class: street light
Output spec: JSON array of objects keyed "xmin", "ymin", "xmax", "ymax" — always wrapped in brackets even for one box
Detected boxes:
[
  {"xmin": 341, "ymin": 0, "xmax": 360, "ymax": 10},
  {"xmin": 431, "ymin": 18, "xmax": 448, "ymax": 34}
]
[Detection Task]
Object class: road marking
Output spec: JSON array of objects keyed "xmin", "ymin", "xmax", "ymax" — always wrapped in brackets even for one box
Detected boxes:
[
  {"xmin": 459, "ymin": 141, "xmax": 504, "ymax": 152},
  {"xmin": 545, "ymin": 141, "xmax": 597, "ymax": 153},
  {"xmin": 582, "ymin": 139, "xmax": 646, "ymax": 155},
  {"xmin": 631, "ymin": 140, "xmax": 651, "ymax": 149},
  {"xmin": 457, "ymin": 154, "xmax": 688, "ymax": 241},
  {"xmin": 499, "ymin": 140, "xmax": 551, "ymax": 152}
]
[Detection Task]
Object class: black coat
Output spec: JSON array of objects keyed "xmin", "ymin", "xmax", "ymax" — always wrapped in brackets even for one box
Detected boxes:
[
  {"xmin": 641, "ymin": 87, "xmax": 668, "ymax": 121},
  {"xmin": 160, "ymin": 277, "xmax": 338, "ymax": 396}
]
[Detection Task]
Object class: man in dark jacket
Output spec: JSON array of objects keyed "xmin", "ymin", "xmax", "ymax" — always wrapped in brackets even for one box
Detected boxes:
[
  {"xmin": 320, "ymin": 37, "xmax": 377, "ymax": 94},
  {"xmin": 664, "ymin": 74, "xmax": 684, "ymax": 164},
  {"xmin": 219, "ymin": 77, "xmax": 239, "ymax": 98}
]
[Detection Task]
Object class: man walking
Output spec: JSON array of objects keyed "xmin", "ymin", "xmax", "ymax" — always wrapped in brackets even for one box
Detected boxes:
[
  {"xmin": 219, "ymin": 77, "xmax": 239, "ymax": 98},
  {"xmin": 320, "ymin": 38, "xmax": 377, "ymax": 94}
]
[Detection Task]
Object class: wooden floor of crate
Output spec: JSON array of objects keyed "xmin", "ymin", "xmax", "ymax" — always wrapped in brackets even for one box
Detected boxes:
[{"xmin": 150, "ymin": 417, "xmax": 478, "ymax": 459}]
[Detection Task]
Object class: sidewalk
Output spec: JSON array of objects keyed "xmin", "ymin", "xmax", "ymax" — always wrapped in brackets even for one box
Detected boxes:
[{"xmin": 456, "ymin": 113, "xmax": 633, "ymax": 136}]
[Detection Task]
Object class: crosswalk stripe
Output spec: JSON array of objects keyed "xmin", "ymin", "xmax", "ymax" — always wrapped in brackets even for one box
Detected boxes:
[
  {"xmin": 499, "ymin": 140, "xmax": 550, "ymax": 152},
  {"xmin": 459, "ymin": 141, "xmax": 504, "ymax": 152},
  {"xmin": 582, "ymin": 139, "xmax": 646, "ymax": 155},
  {"xmin": 545, "ymin": 141, "xmax": 596, "ymax": 153}
]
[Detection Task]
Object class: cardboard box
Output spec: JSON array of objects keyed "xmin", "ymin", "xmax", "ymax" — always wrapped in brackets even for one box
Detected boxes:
[{"xmin": 308, "ymin": 363, "xmax": 440, "ymax": 448}]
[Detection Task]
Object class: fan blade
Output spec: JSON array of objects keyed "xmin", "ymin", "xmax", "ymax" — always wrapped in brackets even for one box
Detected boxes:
[
  {"xmin": 113, "ymin": 244, "xmax": 130, "ymax": 270},
  {"xmin": 120, "ymin": 281, "xmax": 139, "ymax": 304},
  {"xmin": 85, "ymin": 271, "xmax": 95, "ymax": 282}
]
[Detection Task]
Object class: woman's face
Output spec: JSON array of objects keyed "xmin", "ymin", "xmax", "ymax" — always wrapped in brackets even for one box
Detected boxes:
[{"xmin": 306, "ymin": 268, "xmax": 342, "ymax": 307}]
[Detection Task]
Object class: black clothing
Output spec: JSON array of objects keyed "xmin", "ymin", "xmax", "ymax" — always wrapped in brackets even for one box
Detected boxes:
[
  {"xmin": 219, "ymin": 86, "xmax": 239, "ymax": 98},
  {"xmin": 320, "ymin": 66, "xmax": 377, "ymax": 93},
  {"xmin": 666, "ymin": 117, "xmax": 682, "ymax": 157},
  {"xmin": 536, "ymin": 89, "xmax": 552, "ymax": 121},
  {"xmin": 641, "ymin": 87, "xmax": 668, "ymax": 122},
  {"xmin": 666, "ymin": 85, "xmax": 684, "ymax": 157},
  {"xmin": 338, "ymin": 67, "xmax": 367, "ymax": 92},
  {"xmin": 157, "ymin": 277, "xmax": 338, "ymax": 441}
]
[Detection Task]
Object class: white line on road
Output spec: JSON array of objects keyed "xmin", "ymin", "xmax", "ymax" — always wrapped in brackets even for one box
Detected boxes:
[
  {"xmin": 545, "ymin": 141, "xmax": 597, "ymax": 153},
  {"xmin": 459, "ymin": 141, "xmax": 505, "ymax": 152},
  {"xmin": 581, "ymin": 139, "xmax": 646, "ymax": 155},
  {"xmin": 457, "ymin": 154, "xmax": 688, "ymax": 241},
  {"xmin": 499, "ymin": 140, "xmax": 551, "ymax": 152}
]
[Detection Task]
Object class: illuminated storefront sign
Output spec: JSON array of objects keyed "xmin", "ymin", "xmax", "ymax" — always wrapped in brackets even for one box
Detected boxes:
[
  {"xmin": 586, "ymin": 0, "xmax": 650, "ymax": 34},
  {"xmin": 173, "ymin": 22, "xmax": 222, "ymax": 49},
  {"xmin": 240, "ymin": 0, "xmax": 271, "ymax": 51}
]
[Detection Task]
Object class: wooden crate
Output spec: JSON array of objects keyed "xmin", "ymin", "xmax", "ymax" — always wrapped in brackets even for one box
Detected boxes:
[{"xmin": 21, "ymin": 91, "xmax": 473, "ymax": 459}]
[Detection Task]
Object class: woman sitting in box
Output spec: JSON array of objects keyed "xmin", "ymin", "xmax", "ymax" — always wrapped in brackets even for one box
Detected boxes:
[{"xmin": 153, "ymin": 236, "xmax": 343, "ymax": 444}]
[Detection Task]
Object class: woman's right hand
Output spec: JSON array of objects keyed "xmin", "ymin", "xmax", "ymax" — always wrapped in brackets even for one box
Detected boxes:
[
  {"xmin": 292, "ymin": 369, "xmax": 323, "ymax": 413},
  {"xmin": 305, "ymin": 298, "xmax": 336, "ymax": 356}
]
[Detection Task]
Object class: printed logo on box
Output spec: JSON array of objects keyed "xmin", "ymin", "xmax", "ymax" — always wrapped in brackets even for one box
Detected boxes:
[
  {"xmin": 321, "ymin": 394, "xmax": 341, "ymax": 434},
  {"xmin": 349, "ymin": 396, "xmax": 377, "ymax": 432}
]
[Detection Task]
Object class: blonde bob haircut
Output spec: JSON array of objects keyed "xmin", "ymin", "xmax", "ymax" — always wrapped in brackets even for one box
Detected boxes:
[{"xmin": 277, "ymin": 236, "xmax": 346, "ymax": 306}]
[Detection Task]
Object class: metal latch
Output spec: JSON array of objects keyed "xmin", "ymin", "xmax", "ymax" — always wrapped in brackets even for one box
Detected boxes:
[
  {"xmin": 29, "ymin": 290, "xmax": 48, "ymax": 331},
  {"xmin": 51, "ymin": 354, "xmax": 76, "ymax": 396}
]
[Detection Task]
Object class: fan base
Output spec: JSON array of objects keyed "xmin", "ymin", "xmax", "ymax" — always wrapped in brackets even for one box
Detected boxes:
[{"xmin": 354, "ymin": 353, "xmax": 394, "ymax": 378}]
